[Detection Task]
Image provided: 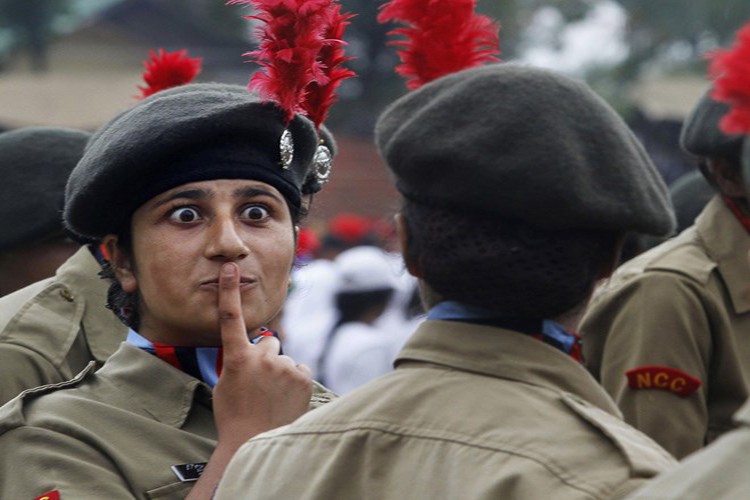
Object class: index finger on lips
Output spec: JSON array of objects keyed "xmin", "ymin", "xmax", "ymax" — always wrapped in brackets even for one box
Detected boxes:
[{"xmin": 218, "ymin": 262, "xmax": 248, "ymax": 352}]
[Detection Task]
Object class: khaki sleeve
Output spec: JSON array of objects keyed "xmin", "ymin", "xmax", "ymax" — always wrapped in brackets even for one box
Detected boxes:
[
  {"xmin": 0, "ymin": 344, "xmax": 64, "ymax": 406},
  {"xmin": 581, "ymin": 272, "xmax": 713, "ymax": 459},
  {"xmin": 0, "ymin": 426, "xmax": 134, "ymax": 499}
]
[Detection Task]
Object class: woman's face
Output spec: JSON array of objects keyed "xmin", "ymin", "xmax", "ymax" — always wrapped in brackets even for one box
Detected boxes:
[{"xmin": 106, "ymin": 179, "xmax": 296, "ymax": 346}]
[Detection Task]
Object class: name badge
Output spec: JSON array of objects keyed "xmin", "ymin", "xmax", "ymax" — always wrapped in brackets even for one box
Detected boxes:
[{"xmin": 171, "ymin": 462, "xmax": 207, "ymax": 482}]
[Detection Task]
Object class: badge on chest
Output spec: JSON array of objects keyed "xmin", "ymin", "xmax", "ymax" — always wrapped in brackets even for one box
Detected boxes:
[{"xmin": 171, "ymin": 462, "xmax": 208, "ymax": 482}]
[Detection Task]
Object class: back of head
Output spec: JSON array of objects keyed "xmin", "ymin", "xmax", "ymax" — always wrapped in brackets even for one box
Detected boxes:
[
  {"xmin": 376, "ymin": 63, "xmax": 675, "ymax": 319},
  {"xmin": 0, "ymin": 127, "xmax": 90, "ymax": 252}
]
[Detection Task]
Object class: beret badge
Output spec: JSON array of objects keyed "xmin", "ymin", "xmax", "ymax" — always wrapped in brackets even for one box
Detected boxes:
[
  {"xmin": 313, "ymin": 142, "xmax": 333, "ymax": 183},
  {"xmin": 279, "ymin": 129, "xmax": 294, "ymax": 169}
]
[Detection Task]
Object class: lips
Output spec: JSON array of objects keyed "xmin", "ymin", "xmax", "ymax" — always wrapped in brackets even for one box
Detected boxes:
[{"xmin": 199, "ymin": 276, "xmax": 257, "ymax": 287}]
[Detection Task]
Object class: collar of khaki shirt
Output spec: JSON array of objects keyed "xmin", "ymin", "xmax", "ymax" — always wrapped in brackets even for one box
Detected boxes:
[
  {"xmin": 395, "ymin": 319, "xmax": 622, "ymax": 416},
  {"xmin": 696, "ymin": 196, "xmax": 750, "ymax": 314},
  {"xmin": 96, "ymin": 342, "xmax": 212, "ymax": 428}
]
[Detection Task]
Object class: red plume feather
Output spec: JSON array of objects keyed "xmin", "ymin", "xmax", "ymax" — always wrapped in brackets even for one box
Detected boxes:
[
  {"xmin": 709, "ymin": 22, "xmax": 750, "ymax": 135},
  {"xmin": 136, "ymin": 49, "xmax": 202, "ymax": 99},
  {"xmin": 378, "ymin": 0, "xmax": 500, "ymax": 90},
  {"xmin": 300, "ymin": 4, "xmax": 356, "ymax": 128},
  {"xmin": 230, "ymin": 0, "xmax": 355, "ymax": 128}
]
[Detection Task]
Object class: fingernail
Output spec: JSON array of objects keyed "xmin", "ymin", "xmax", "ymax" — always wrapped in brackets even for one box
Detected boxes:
[{"xmin": 222, "ymin": 262, "xmax": 236, "ymax": 277}]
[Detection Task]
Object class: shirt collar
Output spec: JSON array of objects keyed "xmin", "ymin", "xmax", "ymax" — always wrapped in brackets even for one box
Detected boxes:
[
  {"xmin": 96, "ymin": 342, "xmax": 211, "ymax": 428},
  {"xmin": 395, "ymin": 319, "xmax": 621, "ymax": 416},
  {"xmin": 696, "ymin": 196, "xmax": 750, "ymax": 314}
]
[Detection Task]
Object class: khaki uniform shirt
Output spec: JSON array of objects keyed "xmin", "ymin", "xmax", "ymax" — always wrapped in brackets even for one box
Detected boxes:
[
  {"xmin": 0, "ymin": 342, "xmax": 335, "ymax": 499},
  {"xmin": 216, "ymin": 320, "xmax": 675, "ymax": 500},
  {"xmin": 0, "ymin": 247, "xmax": 126, "ymax": 405},
  {"xmin": 581, "ymin": 196, "xmax": 750, "ymax": 459},
  {"xmin": 626, "ymin": 400, "xmax": 750, "ymax": 499}
]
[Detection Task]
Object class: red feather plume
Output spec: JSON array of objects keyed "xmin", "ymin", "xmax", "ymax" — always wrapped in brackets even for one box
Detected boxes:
[
  {"xmin": 378, "ymin": 0, "xmax": 500, "ymax": 90},
  {"xmin": 136, "ymin": 49, "xmax": 202, "ymax": 99},
  {"xmin": 300, "ymin": 4, "xmax": 356, "ymax": 128},
  {"xmin": 709, "ymin": 21, "xmax": 750, "ymax": 135},
  {"xmin": 230, "ymin": 0, "xmax": 356, "ymax": 128}
]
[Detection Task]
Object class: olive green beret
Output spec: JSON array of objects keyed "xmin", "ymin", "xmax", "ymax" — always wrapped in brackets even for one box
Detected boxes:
[
  {"xmin": 0, "ymin": 127, "xmax": 90, "ymax": 252},
  {"xmin": 65, "ymin": 83, "xmax": 335, "ymax": 239},
  {"xmin": 376, "ymin": 64, "xmax": 675, "ymax": 235},
  {"xmin": 680, "ymin": 90, "xmax": 744, "ymax": 160}
]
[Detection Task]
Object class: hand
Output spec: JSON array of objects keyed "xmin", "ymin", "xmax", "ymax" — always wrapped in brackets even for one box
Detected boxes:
[{"xmin": 212, "ymin": 262, "xmax": 312, "ymax": 447}]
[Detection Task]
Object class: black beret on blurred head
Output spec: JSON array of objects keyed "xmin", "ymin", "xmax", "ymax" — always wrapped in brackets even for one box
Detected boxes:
[
  {"xmin": 680, "ymin": 90, "xmax": 744, "ymax": 160},
  {"xmin": 0, "ymin": 127, "xmax": 90, "ymax": 252},
  {"xmin": 376, "ymin": 64, "xmax": 675, "ymax": 236},
  {"xmin": 65, "ymin": 83, "xmax": 335, "ymax": 239}
]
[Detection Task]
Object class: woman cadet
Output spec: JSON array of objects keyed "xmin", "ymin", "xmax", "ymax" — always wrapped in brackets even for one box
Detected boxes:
[
  {"xmin": 0, "ymin": 80, "xmax": 343, "ymax": 497},
  {"xmin": 0, "ymin": 0, "xmax": 356, "ymax": 495}
]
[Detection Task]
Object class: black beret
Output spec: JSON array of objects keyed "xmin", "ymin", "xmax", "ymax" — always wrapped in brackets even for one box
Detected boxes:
[
  {"xmin": 0, "ymin": 127, "xmax": 90, "ymax": 252},
  {"xmin": 376, "ymin": 64, "xmax": 675, "ymax": 236},
  {"xmin": 65, "ymin": 83, "xmax": 335, "ymax": 239},
  {"xmin": 680, "ymin": 90, "xmax": 744, "ymax": 160}
]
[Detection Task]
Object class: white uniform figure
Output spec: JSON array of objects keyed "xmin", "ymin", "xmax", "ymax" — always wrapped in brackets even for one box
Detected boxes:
[
  {"xmin": 282, "ymin": 258, "xmax": 339, "ymax": 379},
  {"xmin": 321, "ymin": 246, "xmax": 399, "ymax": 393}
]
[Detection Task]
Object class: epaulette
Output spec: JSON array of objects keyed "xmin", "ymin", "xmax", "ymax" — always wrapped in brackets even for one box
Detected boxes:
[
  {"xmin": 561, "ymin": 392, "xmax": 676, "ymax": 477},
  {"xmin": 0, "ymin": 361, "xmax": 97, "ymax": 433},
  {"xmin": 0, "ymin": 280, "xmax": 85, "ymax": 368}
]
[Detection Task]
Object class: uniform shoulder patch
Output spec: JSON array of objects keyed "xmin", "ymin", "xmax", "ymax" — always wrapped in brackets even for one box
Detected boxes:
[
  {"xmin": 35, "ymin": 491, "xmax": 60, "ymax": 500},
  {"xmin": 625, "ymin": 366, "xmax": 702, "ymax": 398}
]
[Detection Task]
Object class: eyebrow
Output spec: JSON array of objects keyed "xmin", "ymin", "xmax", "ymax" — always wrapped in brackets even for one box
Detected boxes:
[
  {"xmin": 234, "ymin": 186, "xmax": 283, "ymax": 203},
  {"xmin": 153, "ymin": 189, "xmax": 211, "ymax": 208}
]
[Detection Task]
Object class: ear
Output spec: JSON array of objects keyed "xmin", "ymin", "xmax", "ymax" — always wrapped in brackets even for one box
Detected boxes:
[
  {"xmin": 395, "ymin": 212, "xmax": 423, "ymax": 278},
  {"xmin": 596, "ymin": 234, "xmax": 626, "ymax": 281},
  {"xmin": 102, "ymin": 235, "xmax": 138, "ymax": 293}
]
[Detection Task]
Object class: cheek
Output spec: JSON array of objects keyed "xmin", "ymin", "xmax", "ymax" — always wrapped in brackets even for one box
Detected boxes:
[
  {"xmin": 258, "ymin": 229, "xmax": 296, "ymax": 285},
  {"xmin": 132, "ymin": 232, "xmax": 198, "ymax": 298}
]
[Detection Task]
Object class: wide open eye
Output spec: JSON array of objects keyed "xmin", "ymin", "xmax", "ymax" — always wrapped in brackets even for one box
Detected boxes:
[
  {"xmin": 240, "ymin": 205, "xmax": 270, "ymax": 221},
  {"xmin": 169, "ymin": 207, "xmax": 201, "ymax": 223}
]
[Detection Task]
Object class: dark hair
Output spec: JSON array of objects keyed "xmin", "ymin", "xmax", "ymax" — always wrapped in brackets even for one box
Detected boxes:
[
  {"xmin": 402, "ymin": 200, "xmax": 620, "ymax": 321},
  {"xmin": 335, "ymin": 289, "xmax": 394, "ymax": 324},
  {"xmin": 101, "ymin": 195, "xmax": 308, "ymax": 331}
]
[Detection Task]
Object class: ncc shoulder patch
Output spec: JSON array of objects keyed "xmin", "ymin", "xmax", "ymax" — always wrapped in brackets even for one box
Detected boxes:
[
  {"xmin": 625, "ymin": 366, "xmax": 702, "ymax": 397},
  {"xmin": 35, "ymin": 491, "xmax": 60, "ymax": 500}
]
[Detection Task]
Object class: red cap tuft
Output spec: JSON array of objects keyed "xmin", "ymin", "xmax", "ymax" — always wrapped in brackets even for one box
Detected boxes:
[
  {"xmin": 296, "ymin": 227, "xmax": 321, "ymax": 257},
  {"xmin": 328, "ymin": 214, "xmax": 372, "ymax": 245},
  {"xmin": 377, "ymin": 0, "xmax": 500, "ymax": 90},
  {"xmin": 709, "ymin": 21, "xmax": 750, "ymax": 135},
  {"xmin": 229, "ymin": 0, "xmax": 356, "ymax": 128},
  {"xmin": 136, "ymin": 49, "xmax": 202, "ymax": 100}
]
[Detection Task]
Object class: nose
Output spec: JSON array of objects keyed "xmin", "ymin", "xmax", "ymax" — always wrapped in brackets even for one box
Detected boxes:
[{"xmin": 205, "ymin": 216, "xmax": 250, "ymax": 261}]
